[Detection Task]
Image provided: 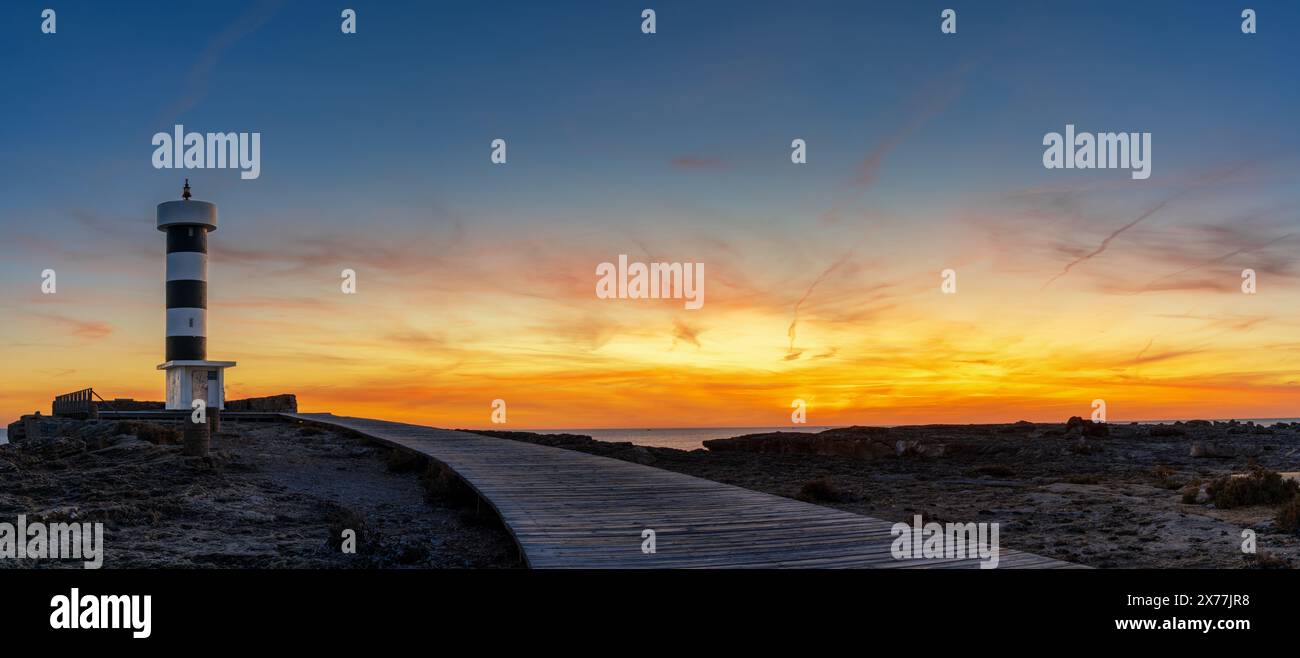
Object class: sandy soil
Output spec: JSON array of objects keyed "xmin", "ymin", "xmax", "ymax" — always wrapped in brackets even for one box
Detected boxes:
[
  {"xmin": 469, "ymin": 420, "xmax": 1300, "ymax": 569},
  {"xmin": 0, "ymin": 419, "xmax": 519, "ymax": 569}
]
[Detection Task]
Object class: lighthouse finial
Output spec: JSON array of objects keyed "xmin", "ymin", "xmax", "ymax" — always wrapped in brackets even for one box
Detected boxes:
[{"xmin": 182, "ymin": 179, "xmax": 191, "ymax": 200}]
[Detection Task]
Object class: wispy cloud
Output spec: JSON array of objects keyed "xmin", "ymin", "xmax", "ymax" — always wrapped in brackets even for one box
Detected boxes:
[
  {"xmin": 31, "ymin": 314, "xmax": 115, "ymax": 341},
  {"xmin": 671, "ymin": 318, "xmax": 702, "ymax": 348},
  {"xmin": 1129, "ymin": 231, "xmax": 1295, "ymax": 295}
]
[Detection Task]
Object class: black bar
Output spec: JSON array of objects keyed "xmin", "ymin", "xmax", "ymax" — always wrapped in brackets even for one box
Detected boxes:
[
  {"xmin": 165, "ymin": 336, "xmax": 205, "ymax": 361},
  {"xmin": 165, "ymin": 226, "xmax": 207, "ymax": 254},
  {"xmin": 165, "ymin": 280, "xmax": 206, "ymax": 309},
  {"xmin": 0, "ymin": 569, "xmax": 1292, "ymax": 647}
]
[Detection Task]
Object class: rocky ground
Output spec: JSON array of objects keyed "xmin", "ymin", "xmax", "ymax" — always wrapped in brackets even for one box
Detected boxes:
[
  {"xmin": 470, "ymin": 419, "xmax": 1300, "ymax": 569},
  {"xmin": 0, "ymin": 418, "xmax": 519, "ymax": 569}
]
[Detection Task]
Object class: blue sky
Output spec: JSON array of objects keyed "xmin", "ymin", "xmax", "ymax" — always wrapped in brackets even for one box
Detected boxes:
[
  {"xmin": 3, "ymin": 0, "xmax": 1295, "ymax": 238},
  {"xmin": 1, "ymin": 1, "xmax": 1298, "ymax": 427}
]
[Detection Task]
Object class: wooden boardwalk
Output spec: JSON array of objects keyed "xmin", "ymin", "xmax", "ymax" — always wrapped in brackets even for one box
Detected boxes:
[{"xmin": 283, "ymin": 413, "xmax": 1079, "ymax": 569}]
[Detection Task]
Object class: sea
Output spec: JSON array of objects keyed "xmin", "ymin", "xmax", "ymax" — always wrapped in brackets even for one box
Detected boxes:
[
  {"xmin": 526, "ymin": 426, "xmax": 839, "ymax": 451},
  {"xmin": 524, "ymin": 418, "xmax": 1300, "ymax": 451},
  {"xmin": 1, "ymin": 419, "xmax": 1295, "ymax": 451}
]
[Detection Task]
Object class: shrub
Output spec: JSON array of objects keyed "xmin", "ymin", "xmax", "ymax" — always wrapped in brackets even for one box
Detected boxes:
[
  {"xmin": 1151, "ymin": 464, "xmax": 1182, "ymax": 489},
  {"xmin": 1206, "ymin": 468, "xmax": 1300, "ymax": 509},
  {"xmin": 1277, "ymin": 497, "xmax": 1300, "ymax": 534},
  {"xmin": 797, "ymin": 476, "xmax": 850, "ymax": 503},
  {"xmin": 421, "ymin": 462, "xmax": 475, "ymax": 505},
  {"xmin": 385, "ymin": 447, "xmax": 427, "ymax": 473},
  {"xmin": 1246, "ymin": 551, "xmax": 1290, "ymax": 569}
]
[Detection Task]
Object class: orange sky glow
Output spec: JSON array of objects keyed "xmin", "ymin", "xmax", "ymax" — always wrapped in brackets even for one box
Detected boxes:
[{"xmin": 4, "ymin": 185, "xmax": 1298, "ymax": 429}]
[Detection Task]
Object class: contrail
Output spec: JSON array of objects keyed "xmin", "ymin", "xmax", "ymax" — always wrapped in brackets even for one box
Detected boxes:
[
  {"xmin": 156, "ymin": 0, "xmax": 285, "ymax": 123},
  {"xmin": 857, "ymin": 67, "xmax": 971, "ymax": 189},
  {"xmin": 787, "ymin": 251, "xmax": 854, "ymax": 356},
  {"xmin": 1130, "ymin": 232, "xmax": 1294, "ymax": 294},
  {"xmin": 1041, "ymin": 161, "xmax": 1258, "ymax": 290},
  {"xmin": 1134, "ymin": 337, "xmax": 1154, "ymax": 362},
  {"xmin": 1041, "ymin": 197, "xmax": 1173, "ymax": 290}
]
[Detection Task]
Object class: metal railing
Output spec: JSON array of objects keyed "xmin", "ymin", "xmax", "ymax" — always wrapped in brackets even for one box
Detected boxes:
[{"xmin": 52, "ymin": 388, "xmax": 97, "ymax": 418}]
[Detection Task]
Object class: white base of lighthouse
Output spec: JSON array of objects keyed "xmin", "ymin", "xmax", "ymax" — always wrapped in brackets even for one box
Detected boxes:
[{"xmin": 158, "ymin": 360, "xmax": 236, "ymax": 411}]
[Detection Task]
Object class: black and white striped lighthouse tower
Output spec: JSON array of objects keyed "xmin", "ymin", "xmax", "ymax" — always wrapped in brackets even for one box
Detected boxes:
[{"xmin": 156, "ymin": 180, "xmax": 235, "ymax": 411}]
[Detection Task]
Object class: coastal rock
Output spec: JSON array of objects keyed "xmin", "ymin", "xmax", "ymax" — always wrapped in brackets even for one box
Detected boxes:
[
  {"xmin": 1190, "ymin": 441, "xmax": 1262, "ymax": 459},
  {"xmin": 895, "ymin": 440, "xmax": 946, "ymax": 458},
  {"xmin": 7, "ymin": 413, "xmax": 84, "ymax": 444},
  {"xmin": 1191, "ymin": 442, "xmax": 1233, "ymax": 458},
  {"xmin": 1148, "ymin": 425, "xmax": 1186, "ymax": 437},
  {"xmin": 1065, "ymin": 416, "xmax": 1109, "ymax": 438},
  {"xmin": 29, "ymin": 436, "xmax": 89, "ymax": 460},
  {"xmin": 996, "ymin": 421, "xmax": 1037, "ymax": 434},
  {"xmin": 1069, "ymin": 438, "xmax": 1101, "ymax": 455},
  {"xmin": 5, "ymin": 417, "xmax": 26, "ymax": 443},
  {"xmin": 90, "ymin": 435, "xmax": 154, "ymax": 457},
  {"xmin": 628, "ymin": 446, "xmax": 657, "ymax": 465},
  {"xmin": 703, "ymin": 427, "xmax": 899, "ymax": 460}
]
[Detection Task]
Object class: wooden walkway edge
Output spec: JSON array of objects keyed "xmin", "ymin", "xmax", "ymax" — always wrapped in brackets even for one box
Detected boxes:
[{"xmin": 282, "ymin": 413, "xmax": 1081, "ymax": 569}]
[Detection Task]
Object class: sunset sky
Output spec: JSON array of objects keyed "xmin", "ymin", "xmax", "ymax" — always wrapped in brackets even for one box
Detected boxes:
[{"xmin": 2, "ymin": 1, "xmax": 1298, "ymax": 428}]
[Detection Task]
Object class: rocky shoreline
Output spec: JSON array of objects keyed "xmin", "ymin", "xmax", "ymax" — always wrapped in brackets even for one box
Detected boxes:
[
  {"xmin": 5, "ymin": 414, "xmax": 1296, "ymax": 569},
  {"xmin": 0, "ymin": 417, "xmax": 519, "ymax": 569},
  {"xmin": 469, "ymin": 419, "xmax": 1300, "ymax": 569}
]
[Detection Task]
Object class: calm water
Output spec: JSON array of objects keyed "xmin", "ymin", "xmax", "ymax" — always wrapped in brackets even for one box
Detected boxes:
[
  {"xmin": 0, "ymin": 418, "xmax": 1293, "ymax": 451},
  {"xmin": 525, "ymin": 419, "xmax": 1300, "ymax": 451},
  {"xmin": 526, "ymin": 426, "xmax": 839, "ymax": 451}
]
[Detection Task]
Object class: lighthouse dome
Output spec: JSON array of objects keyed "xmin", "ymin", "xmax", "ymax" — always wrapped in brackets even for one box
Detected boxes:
[{"xmin": 157, "ymin": 199, "xmax": 218, "ymax": 232}]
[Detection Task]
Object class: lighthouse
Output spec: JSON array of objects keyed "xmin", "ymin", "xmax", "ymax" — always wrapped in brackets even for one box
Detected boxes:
[{"xmin": 156, "ymin": 180, "xmax": 235, "ymax": 411}]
